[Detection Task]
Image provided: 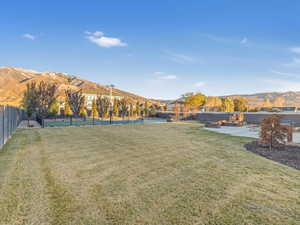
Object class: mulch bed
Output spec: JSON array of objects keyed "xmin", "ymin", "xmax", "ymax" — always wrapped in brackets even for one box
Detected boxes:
[{"xmin": 244, "ymin": 141, "xmax": 300, "ymax": 170}]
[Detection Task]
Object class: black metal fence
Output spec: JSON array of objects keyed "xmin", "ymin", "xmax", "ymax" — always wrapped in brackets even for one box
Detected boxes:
[{"xmin": 0, "ymin": 106, "xmax": 25, "ymax": 149}]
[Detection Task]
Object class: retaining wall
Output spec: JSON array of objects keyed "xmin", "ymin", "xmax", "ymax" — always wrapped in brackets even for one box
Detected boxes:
[
  {"xmin": 195, "ymin": 112, "xmax": 300, "ymax": 126},
  {"xmin": 157, "ymin": 112, "xmax": 300, "ymax": 126}
]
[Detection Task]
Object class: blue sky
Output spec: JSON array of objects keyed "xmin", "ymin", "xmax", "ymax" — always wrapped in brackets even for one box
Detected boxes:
[{"xmin": 1, "ymin": 0, "xmax": 300, "ymax": 99}]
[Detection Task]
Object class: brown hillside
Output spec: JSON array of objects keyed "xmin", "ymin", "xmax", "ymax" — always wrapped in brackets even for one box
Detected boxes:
[
  {"xmin": 0, "ymin": 67, "xmax": 155, "ymax": 107},
  {"xmin": 227, "ymin": 92, "xmax": 300, "ymax": 107}
]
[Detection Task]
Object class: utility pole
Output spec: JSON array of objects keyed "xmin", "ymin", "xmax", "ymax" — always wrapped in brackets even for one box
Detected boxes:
[{"xmin": 107, "ymin": 84, "xmax": 115, "ymax": 124}]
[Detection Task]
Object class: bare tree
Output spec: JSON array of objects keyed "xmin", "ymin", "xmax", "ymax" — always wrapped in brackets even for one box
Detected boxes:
[
  {"xmin": 36, "ymin": 81, "xmax": 58, "ymax": 118},
  {"xmin": 65, "ymin": 89, "xmax": 85, "ymax": 117},
  {"xmin": 119, "ymin": 98, "xmax": 129, "ymax": 119},
  {"xmin": 173, "ymin": 103, "xmax": 180, "ymax": 120},
  {"xmin": 96, "ymin": 96, "xmax": 110, "ymax": 119},
  {"xmin": 260, "ymin": 114, "xmax": 289, "ymax": 150}
]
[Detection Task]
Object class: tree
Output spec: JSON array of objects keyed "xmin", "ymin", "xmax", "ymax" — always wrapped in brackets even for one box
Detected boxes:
[
  {"xmin": 49, "ymin": 100, "xmax": 60, "ymax": 117},
  {"xmin": 173, "ymin": 103, "xmax": 180, "ymax": 120},
  {"xmin": 185, "ymin": 93, "xmax": 206, "ymax": 109},
  {"xmin": 96, "ymin": 96, "xmax": 110, "ymax": 119},
  {"xmin": 79, "ymin": 105, "xmax": 87, "ymax": 118},
  {"xmin": 204, "ymin": 96, "xmax": 222, "ymax": 112},
  {"xmin": 22, "ymin": 81, "xmax": 58, "ymax": 121},
  {"xmin": 119, "ymin": 98, "xmax": 129, "ymax": 119},
  {"xmin": 144, "ymin": 101, "xmax": 149, "ymax": 117},
  {"xmin": 129, "ymin": 103, "xmax": 134, "ymax": 118},
  {"xmin": 149, "ymin": 105, "xmax": 157, "ymax": 117},
  {"xmin": 260, "ymin": 115, "xmax": 289, "ymax": 150},
  {"xmin": 136, "ymin": 102, "xmax": 141, "ymax": 117},
  {"xmin": 182, "ymin": 103, "xmax": 191, "ymax": 119},
  {"xmin": 64, "ymin": 102, "xmax": 72, "ymax": 116},
  {"xmin": 91, "ymin": 99, "xmax": 98, "ymax": 118},
  {"xmin": 22, "ymin": 82, "xmax": 39, "ymax": 126},
  {"xmin": 65, "ymin": 89, "xmax": 85, "ymax": 117},
  {"xmin": 233, "ymin": 97, "xmax": 248, "ymax": 112},
  {"xmin": 113, "ymin": 99, "xmax": 119, "ymax": 117},
  {"xmin": 221, "ymin": 97, "xmax": 234, "ymax": 112},
  {"xmin": 35, "ymin": 81, "xmax": 58, "ymax": 119}
]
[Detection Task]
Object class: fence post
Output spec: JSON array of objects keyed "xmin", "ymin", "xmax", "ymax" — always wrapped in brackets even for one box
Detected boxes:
[{"xmin": 2, "ymin": 106, "xmax": 4, "ymax": 148}]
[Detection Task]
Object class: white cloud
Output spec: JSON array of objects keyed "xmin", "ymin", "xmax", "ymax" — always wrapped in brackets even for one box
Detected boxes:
[
  {"xmin": 201, "ymin": 33, "xmax": 230, "ymax": 43},
  {"xmin": 290, "ymin": 47, "xmax": 300, "ymax": 54},
  {"xmin": 283, "ymin": 58, "xmax": 300, "ymax": 67},
  {"xmin": 262, "ymin": 79, "xmax": 300, "ymax": 92},
  {"xmin": 163, "ymin": 51, "xmax": 195, "ymax": 64},
  {"xmin": 270, "ymin": 70, "xmax": 299, "ymax": 78},
  {"xmin": 240, "ymin": 37, "xmax": 248, "ymax": 44},
  {"xmin": 159, "ymin": 75, "xmax": 177, "ymax": 80},
  {"xmin": 201, "ymin": 33, "xmax": 250, "ymax": 46},
  {"xmin": 85, "ymin": 31, "xmax": 127, "ymax": 48},
  {"xmin": 153, "ymin": 72, "xmax": 177, "ymax": 80},
  {"xmin": 23, "ymin": 34, "xmax": 36, "ymax": 40},
  {"xmin": 194, "ymin": 82, "xmax": 206, "ymax": 87}
]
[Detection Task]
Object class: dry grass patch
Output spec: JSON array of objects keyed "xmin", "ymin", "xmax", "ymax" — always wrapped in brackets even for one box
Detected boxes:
[{"xmin": 0, "ymin": 123, "xmax": 299, "ymax": 225}]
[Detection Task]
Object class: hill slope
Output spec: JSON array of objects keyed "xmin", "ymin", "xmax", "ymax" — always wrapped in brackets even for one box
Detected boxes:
[
  {"xmin": 227, "ymin": 92, "xmax": 300, "ymax": 107},
  {"xmin": 0, "ymin": 67, "xmax": 154, "ymax": 106}
]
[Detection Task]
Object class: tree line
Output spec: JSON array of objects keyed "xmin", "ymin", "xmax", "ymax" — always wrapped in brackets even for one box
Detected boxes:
[
  {"xmin": 178, "ymin": 93, "xmax": 289, "ymax": 113},
  {"xmin": 22, "ymin": 81, "xmax": 160, "ymax": 121},
  {"xmin": 179, "ymin": 93, "xmax": 248, "ymax": 113}
]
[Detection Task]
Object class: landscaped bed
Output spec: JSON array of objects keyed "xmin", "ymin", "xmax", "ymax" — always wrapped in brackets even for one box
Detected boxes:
[
  {"xmin": 244, "ymin": 141, "xmax": 300, "ymax": 170},
  {"xmin": 0, "ymin": 123, "xmax": 299, "ymax": 225}
]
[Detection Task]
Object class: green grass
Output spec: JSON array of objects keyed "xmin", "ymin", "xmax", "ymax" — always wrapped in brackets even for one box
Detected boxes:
[{"xmin": 0, "ymin": 123, "xmax": 299, "ymax": 225}]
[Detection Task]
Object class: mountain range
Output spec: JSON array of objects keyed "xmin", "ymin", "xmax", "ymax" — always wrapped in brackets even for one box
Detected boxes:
[
  {"xmin": 0, "ymin": 67, "xmax": 155, "ymax": 107},
  {"xmin": 1, "ymin": 66, "xmax": 300, "ymax": 108},
  {"xmin": 227, "ymin": 92, "xmax": 300, "ymax": 107}
]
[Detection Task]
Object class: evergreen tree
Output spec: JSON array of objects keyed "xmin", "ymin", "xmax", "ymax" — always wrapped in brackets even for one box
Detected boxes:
[
  {"xmin": 49, "ymin": 100, "xmax": 60, "ymax": 116},
  {"xmin": 113, "ymin": 98, "xmax": 119, "ymax": 117},
  {"xmin": 135, "ymin": 102, "xmax": 141, "ymax": 116},
  {"xmin": 92, "ymin": 98, "xmax": 98, "ymax": 118},
  {"xmin": 79, "ymin": 105, "xmax": 87, "ymax": 118},
  {"xmin": 144, "ymin": 101, "xmax": 149, "ymax": 117},
  {"xmin": 64, "ymin": 102, "xmax": 73, "ymax": 116},
  {"xmin": 129, "ymin": 103, "xmax": 134, "ymax": 117}
]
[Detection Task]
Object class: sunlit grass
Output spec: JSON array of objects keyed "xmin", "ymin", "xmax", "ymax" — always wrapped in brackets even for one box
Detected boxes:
[{"xmin": 0, "ymin": 123, "xmax": 299, "ymax": 225}]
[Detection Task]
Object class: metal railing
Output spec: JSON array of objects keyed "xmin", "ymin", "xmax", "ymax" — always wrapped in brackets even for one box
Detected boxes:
[{"xmin": 0, "ymin": 106, "xmax": 25, "ymax": 149}]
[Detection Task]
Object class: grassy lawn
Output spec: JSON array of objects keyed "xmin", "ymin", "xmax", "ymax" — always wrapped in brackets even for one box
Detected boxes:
[{"xmin": 0, "ymin": 123, "xmax": 299, "ymax": 225}]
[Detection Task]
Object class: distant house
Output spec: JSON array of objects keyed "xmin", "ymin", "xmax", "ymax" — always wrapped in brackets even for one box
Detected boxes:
[
  {"xmin": 83, "ymin": 93, "xmax": 123, "ymax": 109},
  {"xmin": 166, "ymin": 99, "xmax": 185, "ymax": 111}
]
